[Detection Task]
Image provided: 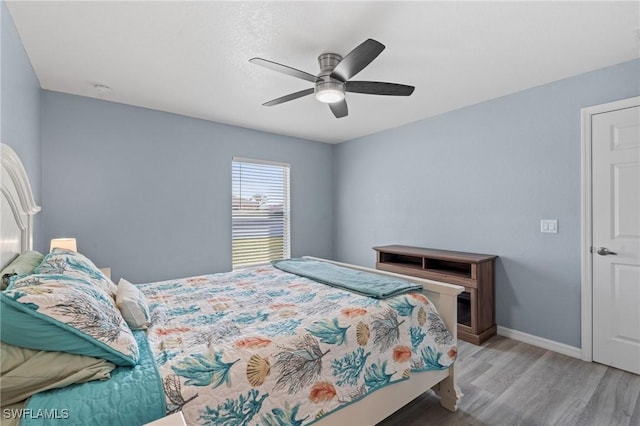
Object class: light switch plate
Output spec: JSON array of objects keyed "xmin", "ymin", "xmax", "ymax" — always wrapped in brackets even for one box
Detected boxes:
[{"xmin": 540, "ymin": 219, "xmax": 558, "ymax": 233}]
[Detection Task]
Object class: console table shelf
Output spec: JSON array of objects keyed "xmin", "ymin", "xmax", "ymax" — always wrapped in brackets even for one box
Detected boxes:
[{"xmin": 374, "ymin": 245, "xmax": 498, "ymax": 345}]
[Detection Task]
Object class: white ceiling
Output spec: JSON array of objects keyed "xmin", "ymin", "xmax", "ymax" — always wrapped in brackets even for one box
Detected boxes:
[{"xmin": 7, "ymin": 1, "xmax": 640, "ymax": 144}]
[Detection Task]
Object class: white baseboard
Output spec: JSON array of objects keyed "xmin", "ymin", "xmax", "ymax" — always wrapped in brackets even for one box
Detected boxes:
[{"xmin": 497, "ymin": 326, "xmax": 582, "ymax": 359}]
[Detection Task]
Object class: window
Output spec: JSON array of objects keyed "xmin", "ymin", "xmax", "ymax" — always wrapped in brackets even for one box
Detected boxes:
[{"xmin": 232, "ymin": 158, "xmax": 290, "ymax": 269}]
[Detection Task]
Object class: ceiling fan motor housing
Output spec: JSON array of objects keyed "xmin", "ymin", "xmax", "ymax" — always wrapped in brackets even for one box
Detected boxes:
[{"xmin": 315, "ymin": 53, "xmax": 345, "ymax": 102}]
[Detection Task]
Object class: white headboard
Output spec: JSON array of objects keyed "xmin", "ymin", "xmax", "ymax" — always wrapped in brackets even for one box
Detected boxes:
[{"xmin": 0, "ymin": 143, "xmax": 41, "ymax": 269}]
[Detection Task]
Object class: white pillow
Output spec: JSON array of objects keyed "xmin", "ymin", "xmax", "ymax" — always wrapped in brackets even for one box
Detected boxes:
[{"xmin": 116, "ymin": 278, "xmax": 151, "ymax": 330}]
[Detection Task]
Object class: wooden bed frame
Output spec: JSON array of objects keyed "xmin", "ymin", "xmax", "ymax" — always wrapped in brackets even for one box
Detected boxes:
[
  {"xmin": 0, "ymin": 143, "xmax": 42, "ymax": 425},
  {"xmin": 1, "ymin": 143, "xmax": 40, "ymax": 269},
  {"xmin": 0, "ymin": 142, "xmax": 463, "ymax": 425}
]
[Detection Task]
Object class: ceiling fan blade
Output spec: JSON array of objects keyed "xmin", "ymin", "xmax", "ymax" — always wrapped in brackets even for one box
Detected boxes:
[
  {"xmin": 263, "ymin": 88, "xmax": 314, "ymax": 106},
  {"xmin": 346, "ymin": 81, "xmax": 415, "ymax": 96},
  {"xmin": 329, "ymin": 99, "xmax": 348, "ymax": 118},
  {"xmin": 330, "ymin": 39, "xmax": 385, "ymax": 82},
  {"xmin": 250, "ymin": 58, "xmax": 317, "ymax": 83}
]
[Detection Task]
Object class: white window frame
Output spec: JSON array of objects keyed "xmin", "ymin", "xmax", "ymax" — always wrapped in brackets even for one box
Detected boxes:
[{"xmin": 232, "ymin": 157, "xmax": 290, "ymax": 270}]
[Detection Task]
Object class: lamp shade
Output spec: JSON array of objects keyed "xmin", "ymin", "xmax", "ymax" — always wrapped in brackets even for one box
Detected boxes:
[{"xmin": 50, "ymin": 238, "xmax": 77, "ymax": 252}]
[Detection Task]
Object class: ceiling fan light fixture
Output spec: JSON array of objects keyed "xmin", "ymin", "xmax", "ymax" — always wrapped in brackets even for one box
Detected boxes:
[
  {"xmin": 315, "ymin": 81, "xmax": 345, "ymax": 103},
  {"xmin": 315, "ymin": 89, "xmax": 344, "ymax": 103}
]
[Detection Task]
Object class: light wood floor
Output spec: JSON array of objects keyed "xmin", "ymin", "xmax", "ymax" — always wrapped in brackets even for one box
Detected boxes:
[{"xmin": 378, "ymin": 335, "xmax": 640, "ymax": 426}]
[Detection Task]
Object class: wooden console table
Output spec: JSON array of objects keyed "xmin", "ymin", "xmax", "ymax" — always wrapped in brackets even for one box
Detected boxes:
[{"xmin": 374, "ymin": 245, "xmax": 498, "ymax": 345}]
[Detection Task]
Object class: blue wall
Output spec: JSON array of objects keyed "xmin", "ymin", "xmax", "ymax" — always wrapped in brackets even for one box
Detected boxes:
[
  {"xmin": 333, "ymin": 59, "xmax": 640, "ymax": 348},
  {"xmin": 1, "ymin": 1, "xmax": 42, "ymax": 251},
  {"xmin": 41, "ymin": 91, "xmax": 334, "ymax": 283}
]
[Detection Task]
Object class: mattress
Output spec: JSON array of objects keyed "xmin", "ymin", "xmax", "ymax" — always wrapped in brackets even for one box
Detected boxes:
[
  {"xmin": 24, "ymin": 263, "xmax": 457, "ymax": 425},
  {"xmin": 139, "ymin": 264, "xmax": 457, "ymax": 425}
]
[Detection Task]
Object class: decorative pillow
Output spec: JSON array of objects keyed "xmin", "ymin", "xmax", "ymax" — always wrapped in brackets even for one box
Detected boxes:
[
  {"xmin": 116, "ymin": 278, "xmax": 151, "ymax": 330},
  {"xmin": 1, "ymin": 341, "xmax": 115, "ymax": 405},
  {"xmin": 0, "ymin": 274, "xmax": 139, "ymax": 367},
  {"xmin": 1, "ymin": 251, "xmax": 44, "ymax": 290},
  {"xmin": 34, "ymin": 248, "xmax": 117, "ymax": 297}
]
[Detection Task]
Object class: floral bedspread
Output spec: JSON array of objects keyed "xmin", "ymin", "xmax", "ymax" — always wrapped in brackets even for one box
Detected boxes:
[{"xmin": 138, "ymin": 264, "xmax": 457, "ymax": 425}]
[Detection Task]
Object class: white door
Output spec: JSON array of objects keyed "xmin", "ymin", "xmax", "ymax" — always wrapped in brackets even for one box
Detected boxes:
[{"xmin": 592, "ymin": 105, "xmax": 640, "ymax": 375}]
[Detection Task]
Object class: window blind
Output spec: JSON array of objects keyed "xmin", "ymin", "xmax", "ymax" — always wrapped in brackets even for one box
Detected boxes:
[{"xmin": 232, "ymin": 158, "xmax": 290, "ymax": 270}]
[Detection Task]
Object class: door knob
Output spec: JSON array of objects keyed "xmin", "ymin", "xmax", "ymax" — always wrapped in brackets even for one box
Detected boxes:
[{"xmin": 596, "ymin": 247, "xmax": 617, "ymax": 256}]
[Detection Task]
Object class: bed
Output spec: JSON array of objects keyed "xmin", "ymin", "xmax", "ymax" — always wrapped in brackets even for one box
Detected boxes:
[{"xmin": 0, "ymin": 142, "xmax": 463, "ymax": 425}]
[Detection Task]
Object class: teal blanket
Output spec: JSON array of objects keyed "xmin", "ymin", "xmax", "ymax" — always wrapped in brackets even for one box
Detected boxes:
[
  {"xmin": 272, "ymin": 258, "xmax": 422, "ymax": 298},
  {"xmin": 23, "ymin": 331, "xmax": 166, "ymax": 426}
]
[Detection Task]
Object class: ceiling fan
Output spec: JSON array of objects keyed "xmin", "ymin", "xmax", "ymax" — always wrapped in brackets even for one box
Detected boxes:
[{"xmin": 249, "ymin": 39, "xmax": 415, "ymax": 119}]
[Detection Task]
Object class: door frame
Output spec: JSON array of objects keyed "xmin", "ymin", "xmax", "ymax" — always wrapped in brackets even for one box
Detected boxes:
[{"xmin": 580, "ymin": 96, "xmax": 640, "ymax": 362}]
